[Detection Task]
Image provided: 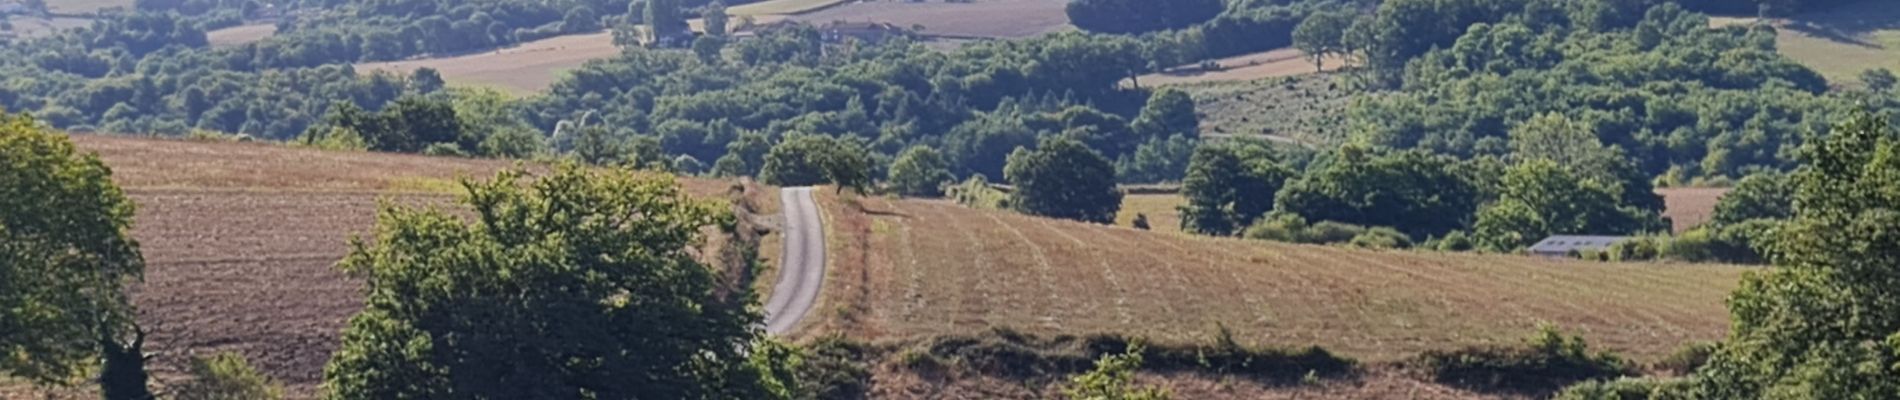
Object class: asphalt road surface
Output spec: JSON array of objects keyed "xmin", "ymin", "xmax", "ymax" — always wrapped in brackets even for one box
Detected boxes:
[{"xmin": 763, "ymin": 187, "xmax": 826, "ymax": 335}]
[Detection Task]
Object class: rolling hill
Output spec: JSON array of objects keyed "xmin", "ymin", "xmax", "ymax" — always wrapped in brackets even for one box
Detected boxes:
[{"xmin": 808, "ymin": 192, "xmax": 1748, "ymax": 363}]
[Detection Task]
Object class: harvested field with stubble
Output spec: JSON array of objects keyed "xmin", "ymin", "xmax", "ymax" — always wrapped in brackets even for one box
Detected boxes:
[
  {"xmin": 355, "ymin": 31, "xmax": 622, "ymax": 96},
  {"xmin": 1660, "ymin": 187, "xmax": 1729, "ymax": 233},
  {"xmin": 66, "ymin": 135, "xmax": 739, "ymax": 397},
  {"xmin": 789, "ymin": 0, "xmax": 1072, "ymax": 39},
  {"xmin": 816, "ymin": 194, "xmax": 1748, "ymax": 364}
]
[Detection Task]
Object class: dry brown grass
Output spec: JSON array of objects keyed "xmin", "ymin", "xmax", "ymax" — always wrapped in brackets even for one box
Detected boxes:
[
  {"xmin": 823, "ymin": 196, "xmax": 1746, "ymax": 364},
  {"xmin": 1114, "ymin": 193, "xmax": 1186, "ymax": 234},
  {"xmin": 1659, "ymin": 187, "xmax": 1729, "ymax": 233},
  {"xmin": 1129, "ymin": 48, "xmax": 1347, "ymax": 87},
  {"xmin": 1710, "ymin": 0, "xmax": 1900, "ymax": 87},
  {"xmin": 354, "ymin": 31, "xmax": 623, "ymax": 96},
  {"xmin": 205, "ymin": 23, "xmax": 278, "ymax": 48},
  {"xmin": 59, "ymin": 135, "xmax": 739, "ymax": 397},
  {"xmin": 789, "ymin": 0, "xmax": 1072, "ymax": 39}
]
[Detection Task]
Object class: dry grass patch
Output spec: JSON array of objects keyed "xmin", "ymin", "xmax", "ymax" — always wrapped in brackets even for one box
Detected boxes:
[
  {"xmin": 1179, "ymin": 72, "xmax": 1355, "ymax": 145},
  {"xmin": 789, "ymin": 0, "xmax": 1072, "ymax": 39},
  {"xmin": 45, "ymin": 0, "xmax": 129, "ymax": 14},
  {"xmin": 1116, "ymin": 193, "xmax": 1186, "ymax": 233},
  {"xmin": 825, "ymin": 197, "xmax": 1746, "ymax": 363},
  {"xmin": 206, "ymin": 23, "xmax": 278, "ymax": 48},
  {"xmin": 355, "ymin": 31, "xmax": 621, "ymax": 96},
  {"xmin": 1129, "ymin": 48, "xmax": 1347, "ymax": 87},
  {"xmin": 4, "ymin": 15, "xmax": 91, "ymax": 38},
  {"xmin": 1710, "ymin": 0, "xmax": 1900, "ymax": 87},
  {"xmin": 729, "ymin": 0, "xmax": 847, "ymax": 16},
  {"xmin": 1659, "ymin": 187, "xmax": 1728, "ymax": 233}
]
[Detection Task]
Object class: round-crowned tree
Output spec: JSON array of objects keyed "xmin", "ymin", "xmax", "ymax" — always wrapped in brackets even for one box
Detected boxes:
[
  {"xmin": 887, "ymin": 145, "xmax": 954, "ymax": 197},
  {"xmin": 1004, "ymin": 137, "xmax": 1123, "ymax": 223}
]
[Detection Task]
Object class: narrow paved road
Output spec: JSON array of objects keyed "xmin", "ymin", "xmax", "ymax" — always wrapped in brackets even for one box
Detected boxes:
[{"xmin": 763, "ymin": 187, "xmax": 826, "ymax": 335}]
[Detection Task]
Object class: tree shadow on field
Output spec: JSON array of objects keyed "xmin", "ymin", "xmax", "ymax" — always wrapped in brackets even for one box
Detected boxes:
[{"xmin": 1778, "ymin": 0, "xmax": 1900, "ymax": 48}]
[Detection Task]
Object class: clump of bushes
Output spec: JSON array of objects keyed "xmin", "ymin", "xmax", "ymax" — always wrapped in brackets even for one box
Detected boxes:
[
  {"xmin": 1412, "ymin": 325, "xmax": 1635, "ymax": 395},
  {"xmin": 1599, "ymin": 219, "xmax": 1776, "ymax": 264},
  {"xmin": 172, "ymin": 352, "xmax": 284, "ymax": 400},
  {"xmin": 947, "ymin": 175, "xmax": 1010, "ymax": 210},
  {"xmin": 906, "ymin": 327, "xmax": 1356, "ymax": 384},
  {"xmin": 1553, "ymin": 377, "xmax": 1693, "ymax": 400},
  {"xmin": 1651, "ymin": 341, "xmax": 1717, "ymax": 376},
  {"xmin": 1243, "ymin": 214, "xmax": 1412, "ymax": 249}
]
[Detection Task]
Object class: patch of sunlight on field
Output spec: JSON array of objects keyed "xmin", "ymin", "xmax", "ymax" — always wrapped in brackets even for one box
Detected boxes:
[{"xmin": 1115, "ymin": 193, "xmax": 1185, "ymax": 233}]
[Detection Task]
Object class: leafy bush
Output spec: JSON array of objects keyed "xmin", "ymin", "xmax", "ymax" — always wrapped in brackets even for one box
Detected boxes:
[
  {"xmin": 909, "ymin": 327, "xmax": 1355, "ymax": 384},
  {"xmin": 1303, "ymin": 221, "xmax": 1366, "ymax": 244},
  {"xmin": 173, "ymin": 352, "xmax": 284, "ymax": 400},
  {"xmin": 1607, "ymin": 237, "xmax": 1663, "ymax": 262},
  {"xmin": 1652, "ymin": 341, "xmax": 1717, "ymax": 377},
  {"xmin": 1412, "ymin": 325, "xmax": 1635, "ymax": 395},
  {"xmin": 1554, "ymin": 377, "xmax": 1692, "ymax": 400},
  {"xmin": 1064, "ymin": 344, "xmax": 1170, "ymax": 400},
  {"xmin": 1435, "ymin": 231, "xmax": 1475, "ymax": 252},
  {"xmin": 1349, "ymin": 227, "xmax": 1411, "ymax": 249}
]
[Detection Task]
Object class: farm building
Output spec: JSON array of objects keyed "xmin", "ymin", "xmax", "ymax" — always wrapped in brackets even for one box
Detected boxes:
[{"xmin": 1528, "ymin": 235, "xmax": 1632, "ymax": 258}]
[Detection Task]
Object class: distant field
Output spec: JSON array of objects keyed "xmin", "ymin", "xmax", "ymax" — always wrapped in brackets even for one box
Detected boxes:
[
  {"xmin": 729, "ymin": 0, "xmax": 846, "ymax": 16},
  {"xmin": 206, "ymin": 23, "xmax": 277, "ymax": 48},
  {"xmin": 1659, "ymin": 187, "xmax": 1729, "ymax": 233},
  {"xmin": 1181, "ymin": 71, "xmax": 1355, "ymax": 145},
  {"xmin": 45, "ymin": 0, "xmax": 129, "ymax": 14},
  {"xmin": 1115, "ymin": 193, "xmax": 1186, "ymax": 233},
  {"xmin": 356, "ymin": 31, "xmax": 621, "ymax": 96},
  {"xmin": 1710, "ymin": 0, "xmax": 1900, "ymax": 87},
  {"xmin": 4, "ymin": 15, "xmax": 91, "ymax": 38},
  {"xmin": 818, "ymin": 194, "xmax": 1746, "ymax": 363},
  {"xmin": 789, "ymin": 0, "xmax": 1071, "ymax": 39},
  {"xmin": 61, "ymin": 135, "xmax": 739, "ymax": 398},
  {"xmin": 1130, "ymin": 48, "xmax": 1346, "ymax": 87}
]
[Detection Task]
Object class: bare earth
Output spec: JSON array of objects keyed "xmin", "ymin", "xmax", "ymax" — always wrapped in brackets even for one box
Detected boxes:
[
  {"xmin": 1130, "ymin": 48, "xmax": 1348, "ymax": 87},
  {"xmin": 819, "ymin": 193, "xmax": 1746, "ymax": 363},
  {"xmin": 68, "ymin": 135, "xmax": 731, "ymax": 397},
  {"xmin": 790, "ymin": 0, "xmax": 1072, "ymax": 39},
  {"xmin": 355, "ymin": 32, "xmax": 624, "ymax": 96},
  {"xmin": 206, "ymin": 23, "xmax": 278, "ymax": 48}
]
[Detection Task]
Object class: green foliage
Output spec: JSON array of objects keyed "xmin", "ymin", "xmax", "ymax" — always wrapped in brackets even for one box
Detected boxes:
[
  {"xmin": 1652, "ymin": 341, "xmax": 1717, "ymax": 377},
  {"xmin": 1179, "ymin": 142, "xmax": 1292, "ymax": 235},
  {"xmin": 322, "ymin": 166, "xmax": 766, "ymax": 399},
  {"xmin": 1862, "ymin": 68, "xmax": 1898, "ymax": 92},
  {"xmin": 947, "ymin": 175, "xmax": 1010, "ymax": 210},
  {"xmin": 1349, "ymin": 226, "xmax": 1412, "ymax": 249},
  {"xmin": 1472, "ymin": 160, "xmax": 1663, "ymax": 252},
  {"xmin": 1065, "ymin": 344, "xmax": 1170, "ymax": 400},
  {"xmin": 758, "ymin": 135, "xmax": 872, "ymax": 192},
  {"xmin": 1293, "ymin": 10, "xmax": 1352, "ymax": 71},
  {"xmin": 174, "ymin": 352, "xmax": 285, "ymax": 400},
  {"xmin": 1555, "ymin": 377, "xmax": 1693, "ymax": 400},
  {"xmin": 1709, "ymin": 172, "xmax": 1793, "ymax": 226},
  {"xmin": 1276, "ymin": 146, "xmax": 1488, "ymax": 239},
  {"xmin": 299, "ymin": 126, "xmax": 370, "ymax": 151},
  {"xmin": 886, "ymin": 145, "xmax": 953, "ymax": 197},
  {"xmin": 910, "ymin": 327, "xmax": 1355, "ymax": 384},
  {"xmin": 0, "ymin": 112, "xmax": 149, "ymax": 393},
  {"xmin": 1414, "ymin": 325, "xmax": 1635, "ymax": 396},
  {"xmin": 1686, "ymin": 111, "xmax": 1900, "ymax": 398},
  {"xmin": 1131, "ymin": 89, "xmax": 1199, "ymax": 140},
  {"xmin": 1114, "ymin": 134, "xmax": 1197, "ymax": 184},
  {"xmin": 1004, "ymin": 137, "xmax": 1123, "ymax": 224},
  {"xmin": 1435, "ymin": 230, "xmax": 1475, "ymax": 252}
]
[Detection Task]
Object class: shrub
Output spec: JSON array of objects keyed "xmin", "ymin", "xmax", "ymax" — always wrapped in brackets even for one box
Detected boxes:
[
  {"xmin": 172, "ymin": 352, "xmax": 284, "ymax": 400},
  {"xmin": 796, "ymin": 336, "xmax": 872, "ymax": 400},
  {"xmin": 1607, "ymin": 237, "xmax": 1663, "ymax": 262},
  {"xmin": 1554, "ymin": 377, "xmax": 1694, "ymax": 400},
  {"xmin": 1350, "ymin": 227, "xmax": 1412, "ymax": 249},
  {"xmin": 947, "ymin": 175, "xmax": 1010, "ymax": 210},
  {"xmin": 1436, "ymin": 231, "xmax": 1475, "ymax": 252},
  {"xmin": 909, "ymin": 327, "xmax": 1355, "ymax": 384},
  {"xmin": 1064, "ymin": 344, "xmax": 1171, "ymax": 400},
  {"xmin": 1413, "ymin": 325, "xmax": 1635, "ymax": 395},
  {"xmin": 1242, "ymin": 213, "xmax": 1308, "ymax": 242},
  {"xmin": 421, "ymin": 142, "xmax": 470, "ymax": 157},
  {"xmin": 1303, "ymin": 221, "xmax": 1366, "ymax": 244},
  {"xmin": 1652, "ymin": 341, "xmax": 1717, "ymax": 376}
]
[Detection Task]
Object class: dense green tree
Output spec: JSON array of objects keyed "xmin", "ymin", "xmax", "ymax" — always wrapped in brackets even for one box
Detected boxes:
[
  {"xmin": 759, "ymin": 135, "xmax": 871, "ymax": 192},
  {"xmin": 1277, "ymin": 146, "xmax": 1487, "ymax": 238},
  {"xmin": 1004, "ymin": 137, "xmax": 1123, "ymax": 223},
  {"xmin": 1179, "ymin": 142, "xmax": 1292, "ymax": 236},
  {"xmin": 0, "ymin": 113, "xmax": 153, "ymax": 398},
  {"xmin": 1685, "ymin": 111, "xmax": 1900, "ymax": 398},
  {"xmin": 886, "ymin": 146, "xmax": 954, "ymax": 197},
  {"xmin": 323, "ymin": 166, "xmax": 768, "ymax": 399},
  {"xmin": 646, "ymin": 0, "xmax": 687, "ymax": 42},
  {"xmin": 703, "ymin": 1, "xmax": 729, "ymax": 35},
  {"xmin": 1472, "ymin": 160, "xmax": 1663, "ymax": 251},
  {"xmin": 1293, "ymin": 11, "xmax": 1352, "ymax": 71},
  {"xmin": 1710, "ymin": 172, "xmax": 1793, "ymax": 226},
  {"xmin": 1131, "ymin": 89, "xmax": 1198, "ymax": 140},
  {"xmin": 1115, "ymin": 134, "xmax": 1197, "ymax": 183}
]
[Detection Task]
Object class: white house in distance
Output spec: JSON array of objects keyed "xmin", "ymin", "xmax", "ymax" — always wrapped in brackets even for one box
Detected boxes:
[{"xmin": 1527, "ymin": 235, "xmax": 1631, "ymax": 258}]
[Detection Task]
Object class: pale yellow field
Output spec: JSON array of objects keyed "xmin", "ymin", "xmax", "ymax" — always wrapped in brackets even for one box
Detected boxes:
[{"xmin": 1710, "ymin": 0, "xmax": 1900, "ymax": 87}]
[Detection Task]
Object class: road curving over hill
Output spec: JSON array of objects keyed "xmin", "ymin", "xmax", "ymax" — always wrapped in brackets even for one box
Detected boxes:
[{"xmin": 764, "ymin": 187, "xmax": 827, "ymax": 335}]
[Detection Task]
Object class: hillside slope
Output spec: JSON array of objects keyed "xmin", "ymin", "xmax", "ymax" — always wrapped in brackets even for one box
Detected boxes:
[
  {"xmin": 811, "ymin": 192, "xmax": 1747, "ymax": 363},
  {"xmin": 69, "ymin": 135, "xmax": 742, "ymax": 397}
]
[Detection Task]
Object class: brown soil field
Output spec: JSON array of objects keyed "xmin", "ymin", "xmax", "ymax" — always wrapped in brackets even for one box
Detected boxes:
[
  {"xmin": 1129, "ymin": 48, "xmax": 1348, "ymax": 87},
  {"xmin": 790, "ymin": 0, "xmax": 1072, "ymax": 39},
  {"xmin": 815, "ymin": 193, "xmax": 1747, "ymax": 364},
  {"xmin": 1659, "ymin": 187, "xmax": 1729, "ymax": 233},
  {"xmin": 355, "ymin": 31, "xmax": 623, "ymax": 96},
  {"xmin": 205, "ymin": 23, "xmax": 278, "ymax": 48},
  {"xmin": 59, "ymin": 135, "xmax": 739, "ymax": 397}
]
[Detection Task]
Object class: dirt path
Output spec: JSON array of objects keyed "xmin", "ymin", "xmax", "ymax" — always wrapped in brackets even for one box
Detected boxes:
[{"xmin": 764, "ymin": 187, "xmax": 827, "ymax": 335}]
